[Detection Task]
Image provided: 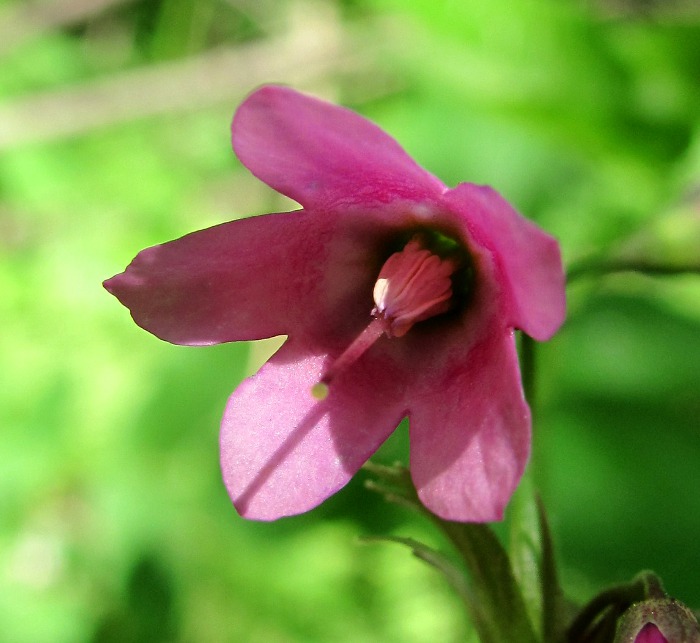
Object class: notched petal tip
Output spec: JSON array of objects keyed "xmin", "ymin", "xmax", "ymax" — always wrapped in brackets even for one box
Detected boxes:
[
  {"xmin": 408, "ymin": 330, "xmax": 531, "ymax": 523},
  {"xmin": 220, "ymin": 342, "xmax": 407, "ymax": 521}
]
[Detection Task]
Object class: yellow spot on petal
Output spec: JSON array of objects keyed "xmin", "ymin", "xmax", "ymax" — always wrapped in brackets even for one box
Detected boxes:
[{"xmin": 311, "ymin": 382, "xmax": 329, "ymax": 400}]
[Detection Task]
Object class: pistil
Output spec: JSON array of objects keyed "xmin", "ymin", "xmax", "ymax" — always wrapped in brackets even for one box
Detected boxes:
[{"xmin": 311, "ymin": 237, "xmax": 456, "ymax": 400}]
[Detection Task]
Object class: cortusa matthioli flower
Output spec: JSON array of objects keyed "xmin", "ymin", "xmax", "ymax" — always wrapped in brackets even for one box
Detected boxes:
[{"xmin": 104, "ymin": 85, "xmax": 566, "ymax": 522}]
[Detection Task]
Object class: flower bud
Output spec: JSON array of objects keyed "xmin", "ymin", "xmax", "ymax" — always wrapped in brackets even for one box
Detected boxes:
[{"xmin": 615, "ymin": 598, "xmax": 700, "ymax": 643}]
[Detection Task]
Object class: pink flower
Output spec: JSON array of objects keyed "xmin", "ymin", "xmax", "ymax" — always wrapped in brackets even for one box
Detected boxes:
[{"xmin": 104, "ymin": 85, "xmax": 565, "ymax": 522}]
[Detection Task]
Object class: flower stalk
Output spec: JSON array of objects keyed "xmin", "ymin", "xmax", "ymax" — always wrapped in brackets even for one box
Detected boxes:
[{"xmin": 363, "ymin": 461, "xmax": 539, "ymax": 643}]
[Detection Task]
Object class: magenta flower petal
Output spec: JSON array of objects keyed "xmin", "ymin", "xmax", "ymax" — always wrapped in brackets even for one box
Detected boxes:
[
  {"xmin": 220, "ymin": 339, "xmax": 407, "ymax": 520},
  {"xmin": 104, "ymin": 210, "xmax": 348, "ymax": 345},
  {"xmin": 409, "ymin": 327, "xmax": 530, "ymax": 522},
  {"xmin": 232, "ymin": 85, "xmax": 446, "ymax": 211},
  {"xmin": 443, "ymin": 183, "xmax": 566, "ymax": 341}
]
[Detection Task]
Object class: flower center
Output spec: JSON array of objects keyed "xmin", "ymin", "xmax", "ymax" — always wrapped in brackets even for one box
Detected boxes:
[{"xmin": 311, "ymin": 237, "xmax": 457, "ymax": 400}]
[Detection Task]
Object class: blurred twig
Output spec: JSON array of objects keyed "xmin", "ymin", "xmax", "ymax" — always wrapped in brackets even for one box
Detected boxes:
[
  {"xmin": 0, "ymin": 5, "xmax": 365, "ymax": 149},
  {"xmin": 588, "ymin": 0, "xmax": 700, "ymax": 22},
  {"xmin": 567, "ymin": 259, "xmax": 700, "ymax": 283},
  {"xmin": 0, "ymin": 0, "xmax": 137, "ymax": 57}
]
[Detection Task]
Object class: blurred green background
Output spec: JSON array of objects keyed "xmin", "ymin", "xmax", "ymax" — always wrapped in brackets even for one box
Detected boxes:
[{"xmin": 1, "ymin": 0, "xmax": 699, "ymax": 641}]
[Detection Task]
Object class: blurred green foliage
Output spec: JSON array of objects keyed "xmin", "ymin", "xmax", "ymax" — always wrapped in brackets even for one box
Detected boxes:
[{"xmin": 1, "ymin": 0, "xmax": 699, "ymax": 641}]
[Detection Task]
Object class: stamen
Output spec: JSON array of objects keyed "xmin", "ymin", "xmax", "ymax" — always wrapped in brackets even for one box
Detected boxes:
[
  {"xmin": 311, "ymin": 236, "xmax": 456, "ymax": 399},
  {"xmin": 313, "ymin": 318, "xmax": 386, "ymax": 400}
]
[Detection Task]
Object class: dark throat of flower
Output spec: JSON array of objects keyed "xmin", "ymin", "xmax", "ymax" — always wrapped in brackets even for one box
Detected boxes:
[{"xmin": 311, "ymin": 236, "xmax": 460, "ymax": 400}]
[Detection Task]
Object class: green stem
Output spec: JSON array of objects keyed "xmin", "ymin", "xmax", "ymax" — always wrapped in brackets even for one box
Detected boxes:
[
  {"xmin": 567, "ymin": 258, "xmax": 700, "ymax": 284},
  {"xmin": 432, "ymin": 519, "xmax": 540, "ymax": 643},
  {"xmin": 363, "ymin": 462, "xmax": 539, "ymax": 643},
  {"xmin": 520, "ymin": 332, "xmax": 537, "ymax": 412}
]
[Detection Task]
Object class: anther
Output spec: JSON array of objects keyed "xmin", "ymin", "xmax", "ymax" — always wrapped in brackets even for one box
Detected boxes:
[
  {"xmin": 310, "ymin": 237, "xmax": 456, "ymax": 398},
  {"xmin": 372, "ymin": 238, "xmax": 454, "ymax": 337}
]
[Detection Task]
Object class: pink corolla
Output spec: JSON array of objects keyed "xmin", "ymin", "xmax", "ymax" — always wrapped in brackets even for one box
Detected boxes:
[
  {"xmin": 104, "ymin": 85, "xmax": 565, "ymax": 522},
  {"xmin": 634, "ymin": 624, "xmax": 668, "ymax": 643}
]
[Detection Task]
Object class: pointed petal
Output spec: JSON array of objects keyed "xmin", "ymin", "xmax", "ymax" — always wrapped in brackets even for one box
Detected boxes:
[
  {"xmin": 220, "ymin": 339, "xmax": 407, "ymax": 520},
  {"xmin": 232, "ymin": 85, "xmax": 445, "ymax": 211},
  {"xmin": 409, "ymin": 329, "xmax": 531, "ymax": 522},
  {"xmin": 104, "ymin": 210, "xmax": 381, "ymax": 345},
  {"xmin": 443, "ymin": 183, "xmax": 566, "ymax": 341}
]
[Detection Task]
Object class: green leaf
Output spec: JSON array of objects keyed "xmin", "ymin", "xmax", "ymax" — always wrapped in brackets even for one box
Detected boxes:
[
  {"xmin": 437, "ymin": 521, "xmax": 539, "ymax": 643},
  {"xmin": 509, "ymin": 479, "xmax": 569, "ymax": 642},
  {"xmin": 509, "ymin": 478, "xmax": 544, "ymax": 638},
  {"xmin": 537, "ymin": 497, "xmax": 569, "ymax": 643},
  {"xmin": 359, "ymin": 535, "xmax": 473, "ymax": 607}
]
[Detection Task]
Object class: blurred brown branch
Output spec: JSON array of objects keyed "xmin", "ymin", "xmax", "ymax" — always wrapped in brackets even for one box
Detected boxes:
[
  {"xmin": 0, "ymin": 0, "xmax": 137, "ymax": 56},
  {"xmin": 0, "ymin": 3, "xmax": 384, "ymax": 149}
]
